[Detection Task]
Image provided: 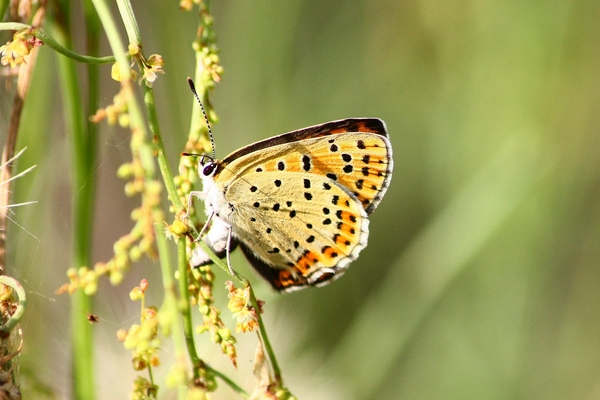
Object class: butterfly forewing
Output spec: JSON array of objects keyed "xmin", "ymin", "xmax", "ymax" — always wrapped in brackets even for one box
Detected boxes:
[
  {"xmin": 217, "ymin": 119, "xmax": 392, "ymax": 215},
  {"xmin": 220, "ymin": 118, "xmax": 388, "ymax": 163}
]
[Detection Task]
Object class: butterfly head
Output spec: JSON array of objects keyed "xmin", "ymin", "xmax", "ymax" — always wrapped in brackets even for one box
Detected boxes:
[
  {"xmin": 198, "ymin": 155, "xmax": 218, "ymax": 178},
  {"xmin": 181, "ymin": 153, "xmax": 218, "ymax": 179}
]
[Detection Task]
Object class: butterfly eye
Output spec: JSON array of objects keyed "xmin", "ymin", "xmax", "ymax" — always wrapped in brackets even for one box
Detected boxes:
[{"xmin": 201, "ymin": 162, "xmax": 217, "ymax": 177}]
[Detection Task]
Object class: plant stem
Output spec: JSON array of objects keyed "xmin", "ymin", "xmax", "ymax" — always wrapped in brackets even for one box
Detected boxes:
[
  {"xmin": 177, "ymin": 237, "xmax": 202, "ymax": 379},
  {"xmin": 208, "ymin": 367, "xmax": 250, "ymax": 399},
  {"xmin": 83, "ymin": 0, "xmax": 102, "ymax": 121},
  {"xmin": 155, "ymin": 226, "xmax": 188, "ymax": 400},
  {"xmin": 144, "ymin": 76, "xmax": 202, "ymax": 383},
  {"xmin": 115, "ymin": 0, "xmax": 141, "ymax": 45},
  {"xmin": 164, "ymin": 238, "xmax": 249, "ymax": 397},
  {"xmin": 0, "ymin": 0, "xmax": 8, "ymax": 22},
  {"xmin": 50, "ymin": 2, "xmax": 97, "ymax": 397},
  {"xmin": 198, "ymin": 240, "xmax": 284, "ymax": 387},
  {"xmin": 0, "ymin": 40, "xmax": 40, "ymax": 272},
  {"xmin": 248, "ymin": 285, "xmax": 283, "ymax": 386},
  {"xmin": 0, "ymin": 22, "xmax": 115, "ymax": 64},
  {"xmin": 143, "ymin": 85, "xmax": 185, "ymax": 213},
  {"xmin": 90, "ymin": 0, "xmax": 154, "ymax": 175}
]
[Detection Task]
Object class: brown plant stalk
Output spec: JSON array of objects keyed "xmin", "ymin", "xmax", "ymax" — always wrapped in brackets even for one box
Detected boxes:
[{"xmin": 0, "ymin": 3, "xmax": 45, "ymax": 272}]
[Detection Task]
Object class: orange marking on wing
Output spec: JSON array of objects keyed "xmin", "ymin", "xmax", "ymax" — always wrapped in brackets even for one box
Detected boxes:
[
  {"xmin": 261, "ymin": 157, "xmax": 304, "ymax": 173},
  {"xmin": 333, "ymin": 233, "xmax": 349, "ymax": 246},
  {"xmin": 309, "ymin": 158, "xmax": 333, "ymax": 174},
  {"xmin": 295, "ymin": 250, "xmax": 320, "ymax": 274},
  {"xmin": 286, "ymin": 161, "xmax": 303, "ymax": 172},
  {"xmin": 262, "ymin": 159, "xmax": 277, "ymax": 171},
  {"xmin": 322, "ymin": 246, "xmax": 340, "ymax": 260},
  {"xmin": 328, "ymin": 121, "xmax": 382, "ymax": 135},
  {"xmin": 276, "ymin": 270, "xmax": 298, "ymax": 288},
  {"xmin": 338, "ymin": 222, "xmax": 358, "ymax": 236},
  {"xmin": 355, "ymin": 120, "xmax": 382, "ymax": 134},
  {"xmin": 329, "ymin": 128, "xmax": 351, "ymax": 134},
  {"xmin": 337, "ymin": 210, "xmax": 357, "ymax": 222}
]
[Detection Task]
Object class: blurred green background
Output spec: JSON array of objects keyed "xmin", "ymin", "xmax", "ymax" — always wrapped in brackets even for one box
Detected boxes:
[{"xmin": 4, "ymin": 1, "xmax": 600, "ymax": 399}]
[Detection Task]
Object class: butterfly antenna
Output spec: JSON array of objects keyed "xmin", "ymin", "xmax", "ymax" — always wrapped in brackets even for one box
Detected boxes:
[{"xmin": 187, "ymin": 77, "xmax": 216, "ymax": 160}]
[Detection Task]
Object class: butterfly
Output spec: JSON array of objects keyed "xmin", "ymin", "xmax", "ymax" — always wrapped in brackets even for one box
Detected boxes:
[{"xmin": 186, "ymin": 81, "xmax": 393, "ymax": 293}]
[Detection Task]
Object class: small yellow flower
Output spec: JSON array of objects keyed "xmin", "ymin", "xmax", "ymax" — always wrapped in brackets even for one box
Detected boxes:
[
  {"xmin": 147, "ymin": 54, "xmax": 164, "ymax": 67},
  {"xmin": 128, "ymin": 43, "xmax": 141, "ymax": 56},
  {"xmin": 110, "ymin": 62, "xmax": 122, "ymax": 81},
  {"xmin": 116, "ymin": 329, "xmax": 128, "ymax": 342},
  {"xmin": 0, "ymin": 40, "xmax": 28, "ymax": 68},
  {"xmin": 131, "ymin": 376, "xmax": 157, "ymax": 399},
  {"xmin": 226, "ymin": 281, "xmax": 259, "ymax": 333},
  {"xmin": 0, "ymin": 29, "xmax": 43, "ymax": 68},
  {"xmin": 141, "ymin": 54, "xmax": 165, "ymax": 87},
  {"xmin": 179, "ymin": 0, "xmax": 193, "ymax": 11},
  {"xmin": 111, "ymin": 62, "xmax": 137, "ymax": 83},
  {"xmin": 130, "ymin": 287, "xmax": 143, "ymax": 301}
]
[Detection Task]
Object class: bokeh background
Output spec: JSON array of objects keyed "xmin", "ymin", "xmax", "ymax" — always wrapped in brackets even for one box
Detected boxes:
[{"xmin": 3, "ymin": 1, "xmax": 600, "ymax": 399}]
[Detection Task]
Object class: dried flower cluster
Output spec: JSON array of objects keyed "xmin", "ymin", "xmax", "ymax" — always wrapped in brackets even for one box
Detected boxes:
[
  {"xmin": 190, "ymin": 268, "xmax": 238, "ymax": 367},
  {"xmin": 0, "ymin": 28, "xmax": 42, "ymax": 68}
]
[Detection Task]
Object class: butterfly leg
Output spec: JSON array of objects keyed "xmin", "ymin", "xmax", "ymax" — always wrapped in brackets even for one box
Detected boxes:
[
  {"xmin": 186, "ymin": 190, "xmax": 205, "ymax": 219},
  {"xmin": 190, "ymin": 215, "xmax": 235, "ymax": 268},
  {"xmin": 225, "ymin": 224, "xmax": 235, "ymax": 276},
  {"xmin": 196, "ymin": 210, "xmax": 214, "ymax": 243}
]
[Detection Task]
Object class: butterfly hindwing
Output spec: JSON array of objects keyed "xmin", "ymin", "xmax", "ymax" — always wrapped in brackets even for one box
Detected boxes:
[
  {"xmin": 238, "ymin": 242, "xmax": 342, "ymax": 292},
  {"xmin": 222, "ymin": 171, "xmax": 368, "ymax": 292}
]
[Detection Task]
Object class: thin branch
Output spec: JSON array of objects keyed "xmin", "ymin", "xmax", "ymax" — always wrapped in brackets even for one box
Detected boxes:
[{"xmin": 0, "ymin": 22, "xmax": 116, "ymax": 64}]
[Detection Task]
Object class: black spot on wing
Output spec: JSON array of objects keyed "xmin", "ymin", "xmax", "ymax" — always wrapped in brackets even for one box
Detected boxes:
[{"xmin": 302, "ymin": 155, "xmax": 311, "ymax": 171}]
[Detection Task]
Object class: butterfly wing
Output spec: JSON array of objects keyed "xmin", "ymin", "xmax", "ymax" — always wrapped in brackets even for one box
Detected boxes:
[
  {"xmin": 213, "ymin": 118, "xmax": 393, "ymax": 291},
  {"xmin": 218, "ymin": 118, "xmax": 393, "ymax": 215},
  {"xmin": 224, "ymin": 171, "xmax": 369, "ymax": 292},
  {"xmin": 238, "ymin": 242, "xmax": 342, "ymax": 292}
]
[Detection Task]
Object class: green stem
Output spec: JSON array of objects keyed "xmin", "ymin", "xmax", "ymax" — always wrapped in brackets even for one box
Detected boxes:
[
  {"xmin": 0, "ymin": 22, "xmax": 115, "ymax": 64},
  {"xmin": 50, "ymin": 3, "xmax": 97, "ymax": 397},
  {"xmin": 196, "ymin": 240, "xmax": 245, "ymax": 284},
  {"xmin": 177, "ymin": 237, "xmax": 202, "ymax": 379},
  {"xmin": 143, "ymin": 85, "xmax": 185, "ymax": 213},
  {"xmin": 115, "ymin": 0, "xmax": 141, "ymax": 45},
  {"xmin": 83, "ymin": 0, "xmax": 102, "ymax": 121},
  {"xmin": 91, "ymin": 0, "xmax": 154, "ymax": 178},
  {"xmin": 138, "ymin": 292, "xmax": 157, "ymax": 390},
  {"xmin": 156, "ymin": 226, "xmax": 188, "ymax": 400},
  {"xmin": 208, "ymin": 367, "xmax": 249, "ymax": 399},
  {"xmin": 0, "ymin": 1, "xmax": 8, "ymax": 24},
  {"xmin": 248, "ymin": 285, "xmax": 282, "ymax": 386},
  {"xmin": 159, "ymin": 219, "xmax": 247, "ymax": 398},
  {"xmin": 198, "ymin": 240, "xmax": 283, "ymax": 387}
]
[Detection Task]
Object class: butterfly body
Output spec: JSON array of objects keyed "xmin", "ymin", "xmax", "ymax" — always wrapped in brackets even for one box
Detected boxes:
[{"xmin": 190, "ymin": 118, "xmax": 393, "ymax": 292}]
